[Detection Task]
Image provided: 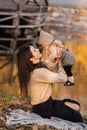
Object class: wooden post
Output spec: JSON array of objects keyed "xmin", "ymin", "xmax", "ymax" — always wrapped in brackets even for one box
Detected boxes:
[{"xmin": 8, "ymin": 0, "xmax": 22, "ymax": 84}]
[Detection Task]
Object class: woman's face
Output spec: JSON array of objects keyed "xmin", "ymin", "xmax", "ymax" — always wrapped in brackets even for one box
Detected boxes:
[{"xmin": 30, "ymin": 46, "xmax": 42, "ymax": 60}]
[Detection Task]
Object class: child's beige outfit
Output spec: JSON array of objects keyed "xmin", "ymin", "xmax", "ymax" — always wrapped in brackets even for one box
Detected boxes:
[{"xmin": 38, "ymin": 29, "xmax": 76, "ymax": 86}]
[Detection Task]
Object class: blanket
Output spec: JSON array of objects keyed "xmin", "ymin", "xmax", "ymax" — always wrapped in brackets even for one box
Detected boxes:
[{"xmin": 6, "ymin": 109, "xmax": 87, "ymax": 130}]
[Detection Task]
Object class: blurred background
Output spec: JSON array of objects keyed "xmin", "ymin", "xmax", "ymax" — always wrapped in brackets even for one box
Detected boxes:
[{"xmin": 0, "ymin": 0, "xmax": 87, "ymax": 116}]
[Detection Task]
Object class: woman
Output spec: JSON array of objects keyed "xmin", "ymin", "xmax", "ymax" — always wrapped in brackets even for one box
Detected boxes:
[{"xmin": 17, "ymin": 45, "xmax": 83, "ymax": 123}]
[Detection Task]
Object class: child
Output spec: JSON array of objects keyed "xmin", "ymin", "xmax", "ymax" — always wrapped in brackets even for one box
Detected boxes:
[{"xmin": 38, "ymin": 28, "xmax": 76, "ymax": 86}]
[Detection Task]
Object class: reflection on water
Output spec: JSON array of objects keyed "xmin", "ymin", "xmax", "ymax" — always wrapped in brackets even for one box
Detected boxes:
[{"xmin": 0, "ymin": 42, "xmax": 87, "ymax": 115}]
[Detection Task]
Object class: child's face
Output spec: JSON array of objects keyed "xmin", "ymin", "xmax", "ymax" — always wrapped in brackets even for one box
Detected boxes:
[{"xmin": 42, "ymin": 44, "xmax": 49, "ymax": 50}]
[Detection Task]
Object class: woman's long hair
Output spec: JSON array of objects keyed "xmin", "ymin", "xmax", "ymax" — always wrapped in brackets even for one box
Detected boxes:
[
  {"xmin": 17, "ymin": 45, "xmax": 33, "ymax": 100},
  {"xmin": 17, "ymin": 45, "xmax": 47, "ymax": 101}
]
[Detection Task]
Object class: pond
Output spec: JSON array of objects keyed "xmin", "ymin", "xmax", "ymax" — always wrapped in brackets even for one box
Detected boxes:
[{"xmin": 0, "ymin": 42, "xmax": 87, "ymax": 116}]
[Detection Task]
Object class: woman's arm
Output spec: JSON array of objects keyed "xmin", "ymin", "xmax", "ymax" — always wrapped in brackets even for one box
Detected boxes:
[{"xmin": 32, "ymin": 63, "xmax": 67, "ymax": 83}]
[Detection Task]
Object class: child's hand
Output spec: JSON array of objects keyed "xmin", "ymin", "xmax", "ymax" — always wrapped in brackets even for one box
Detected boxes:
[
  {"xmin": 45, "ymin": 59, "xmax": 50, "ymax": 64},
  {"xmin": 57, "ymin": 47, "xmax": 63, "ymax": 58}
]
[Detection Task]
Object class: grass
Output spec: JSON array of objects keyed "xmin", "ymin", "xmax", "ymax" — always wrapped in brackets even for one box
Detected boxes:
[{"xmin": 0, "ymin": 89, "xmax": 20, "ymax": 107}]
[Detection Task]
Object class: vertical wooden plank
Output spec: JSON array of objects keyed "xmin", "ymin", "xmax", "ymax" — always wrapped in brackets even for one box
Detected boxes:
[{"xmin": 8, "ymin": 0, "xmax": 22, "ymax": 84}]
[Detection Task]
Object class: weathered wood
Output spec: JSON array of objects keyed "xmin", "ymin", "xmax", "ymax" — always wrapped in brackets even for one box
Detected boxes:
[
  {"xmin": 0, "ymin": 0, "xmax": 48, "ymax": 84},
  {"xmin": 0, "ymin": 37, "xmax": 35, "ymax": 41},
  {"xmin": 0, "ymin": 0, "xmax": 48, "ymax": 12},
  {"xmin": 20, "ymin": 12, "xmax": 47, "ymax": 16},
  {"xmin": 0, "ymin": 11, "xmax": 47, "ymax": 16},
  {"xmin": 0, "ymin": 24, "xmax": 45, "ymax": 28},
  {"xmin": 0, "ymin": 51, "xmax": 12, "ymax": 55},
  {"xmin": 0, "ymin": 25, "xmax": 16, "ymax": 28},
  {"xmin": 0, "ymin": 38, "xmax": 13, "ymax": 41},
  {"xmin": 0, "ymin": 11, "xmax": 17, "ymax": 15},
  {"xmin": 19, "ymin": 24, "xmax": 45, "ymax": 28},
  {"xmin": 0, "ymin": 15, "xmax": 17, "ymax": 22}
]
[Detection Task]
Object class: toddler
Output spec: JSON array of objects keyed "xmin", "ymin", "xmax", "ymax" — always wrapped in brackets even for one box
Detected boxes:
[{"xmin": 38, "ymin": 29, "xmax": 76, "ymax": 86}]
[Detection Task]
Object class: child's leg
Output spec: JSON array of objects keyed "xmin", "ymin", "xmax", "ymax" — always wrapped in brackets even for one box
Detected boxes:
[
  {"xmin": 63, "ymin": 65, "xmax": 73, "ymax": 77},
  {"xmin": 68, "ymin": 75, "xmax": 74, "ymax": 83},
  {"xmin": 63, "ymin": 66, "xmax": 74, "ymax": 86}
]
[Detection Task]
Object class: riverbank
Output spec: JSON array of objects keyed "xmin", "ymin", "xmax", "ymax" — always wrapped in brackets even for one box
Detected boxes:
[
  {"xmin": 0, "ymin": 89, "xmax": 87, "ymax": 130},
  {"xmin": 0, "ymin": 89, "xmax": 32, "ymax": 129}
]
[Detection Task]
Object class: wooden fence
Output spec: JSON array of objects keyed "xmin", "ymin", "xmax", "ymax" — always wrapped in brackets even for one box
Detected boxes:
[
  {"xmin": 0, "ymin": 0, "xmax": 48, "ymax": 84},
  {"xmin": 0, "ymin": 0, "xmax": 87, "ymax": 84}
]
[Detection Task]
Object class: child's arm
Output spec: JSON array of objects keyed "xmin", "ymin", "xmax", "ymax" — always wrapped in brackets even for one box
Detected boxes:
[{"xmin": 45, "ymin": 45, "xmax": 58, "ymax": 64}]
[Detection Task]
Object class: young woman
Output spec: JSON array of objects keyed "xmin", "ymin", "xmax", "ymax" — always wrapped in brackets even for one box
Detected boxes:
[{"xmin": 17, "ymin": 45, "xmax": 83, "ymax": 123}]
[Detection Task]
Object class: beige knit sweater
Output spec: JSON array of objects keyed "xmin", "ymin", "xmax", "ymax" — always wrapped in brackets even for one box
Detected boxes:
[{"xmin": 29, "ymin": 65, "xmax": 67, "ymax": 105}]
